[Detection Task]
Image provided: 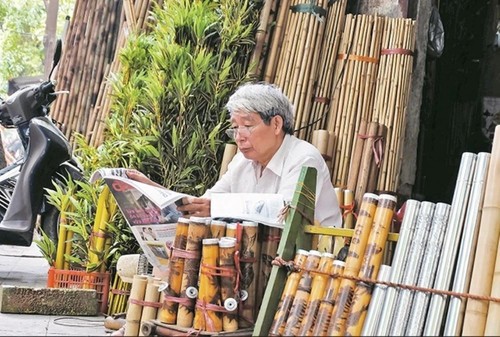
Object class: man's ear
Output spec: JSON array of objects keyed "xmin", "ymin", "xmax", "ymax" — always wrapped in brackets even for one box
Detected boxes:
[{"xmin": 274, "ymin": 115, "xmax": 284, "ymax": 133}]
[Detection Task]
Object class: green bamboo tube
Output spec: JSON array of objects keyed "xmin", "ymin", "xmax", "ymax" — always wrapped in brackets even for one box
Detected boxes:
[
  {"xmin": 256, "ymin": 226, "xmax": 282, "ymax": 312},
  {"xmin": 219, "ymin": 237, "xmax": 239, "ymax": 332},
  {"xmin": 326, "ymin": 193, "xmax": 379, "ymax": 336},
  {"xmin": 139, "ymin": 277, "xmax": 161, "ymax": 336},
  {"xmin": 311, "ymin": 260, "xmax": 346, "ymax": 336},
  {"xmin": 125, "ymin": 274, "xmax": 148, "ymax": 336},
  {"xmin": 194, "ymin": 238, "xmax": 223, "ymax": 332},
  {"xmin": 297, "ymin": 252, "xmax": 336, "ymax": 336},
  {"xmin": 239, "ymin": 221, "xmax": 260, "ymax": 328},
  {"xmin": 344, "ymin": 194, "xmax": 397, "ymax": 336},
  {"xmin": 269, "ymin": 249, "xmax": 309, "ymax": 336},
  {"xmin": 210, "ymin": 219, "xmax": 227, "ymax": 239},
  {"xmin": 158, "ymin": 217, "xmax": 190, "ymax": 324},
  {"xmin": 176, "ymin": 217, "xmax": 210, "ymax": 327},
  {"xmin": 283, "ymin": 250, "xmax": 322, "ymax": 336},
  {"xmin": 63, "ymin": 229, "xmax": 73, "ymax": 270}
]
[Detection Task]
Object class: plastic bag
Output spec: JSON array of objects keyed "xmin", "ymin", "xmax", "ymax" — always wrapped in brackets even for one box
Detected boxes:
[{"xmin": 428, "ymin": 5, "xmax": 444, "ymax": 58}]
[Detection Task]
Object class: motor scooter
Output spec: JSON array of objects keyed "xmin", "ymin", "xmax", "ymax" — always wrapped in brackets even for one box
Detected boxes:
[{"xmin": 0, "ymin": 39, "xmax": 83, "ymax": 246}]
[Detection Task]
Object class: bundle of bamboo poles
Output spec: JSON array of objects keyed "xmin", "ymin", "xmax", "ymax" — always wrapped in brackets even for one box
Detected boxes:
[
  {"xmin": 154, "ymin": 218, "xmax": 278, "ymax": 333},
  {"xmin": 108, "ymin": 273, "xmax": 132, "ymax": 316},
  {"xmin": 372, "ymin": 17, "xmax": 416, "ymax": 192},
  {"xmin": 125, "ymin": 274, "xmax": 162, "ymax": 336},
  {"xmin": 50, "ymin": 0, "xmax": 160, "ymax": 147},
  {"xmin": 266, "ymin": 0, "xmax": 330, "ymax": 140},
  {"xmin": 327, "ymin": 14, "xmax": 384, "ymax": 189}
]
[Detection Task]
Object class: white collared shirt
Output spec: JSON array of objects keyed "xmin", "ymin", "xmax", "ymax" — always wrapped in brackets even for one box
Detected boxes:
[{"xmin": 205, "ymin": 134, "xmax": 342, "ymax": 227}]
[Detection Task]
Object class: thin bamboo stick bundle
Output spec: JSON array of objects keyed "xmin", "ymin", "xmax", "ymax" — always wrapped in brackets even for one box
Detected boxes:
[
  {"xmin": 297, "ymin": 252, "xmax": 336, "ymax": 336},
  {"xmin": 283, "ymin": 250, "xmax": 322, "ymax": 336},
  {"xmin": 354, "ymin": 121, "xmax": 379, "ymax": 208},
  {"xmin": 193, "ymin": 238, "xmax": 223, "ymax": 332},
  {"xmin": 327, "ymin": 193, "xmax": 379, "ymax": 336},
  {"xmin": 218, "ymin": 237, "xmax": 239, "ymax": 332},
  {"xmin": 346, "ymin": 119, "xmax": 367, "ymax": 192},
  {"xmin": 248, "ymin": 0, "xmax": 275, "ymax": 77},
  {"xmin": 177, "ymin": 217, "xmax": 210, "ymax": 328},
  {"xmin": 263, "ymin": 0, "xmax": 292, "ymax": 83},
  {"xmin": 295, "ymin": 0, "xmax": 330, "ymax": 140},
  {"xmin": 238, "ymin": 221, "xmax": 260, "ymax": 328},
  {"xmin": 344, "ymin": 194, "xmax": 397, "ymax": 336},
  {"xmin": 376, "ymin": 200, "xmax": 421, "ymax": 335},
  {"xmin": 309, "ymin": 0, "xmax": 348, "ymax": 132},
  {"xmin": 256, "ymin": 226, "xmax": 281, "ymax": 313},
  {"xmin": 462, "ymin": 126, "xmax": 500, "ymax": 335},
  {"xmin": 269, "ymin": 249, "xmax": 309, "ymax": 336},
  {"xmin": 389, "ymin": 201, "xmax": 436, "ymax": 335},
  {"xmin": 310, "ymin": 260, "xmax": 345, "ymax": 336}
]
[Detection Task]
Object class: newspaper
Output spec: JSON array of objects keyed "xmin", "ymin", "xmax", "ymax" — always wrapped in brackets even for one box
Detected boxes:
[
  {"xmin": 211, "ymin": 192, "xmax": 287, "ymax": 228},
  {"xmin": 90, "ymin": 168, "xmax": 192, "ymax": 271}
]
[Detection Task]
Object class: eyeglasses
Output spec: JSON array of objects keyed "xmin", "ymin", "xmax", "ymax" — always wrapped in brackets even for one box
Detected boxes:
[{"xmin": 225, "ymin": 124, "xmax": 260, "ymax": 140}]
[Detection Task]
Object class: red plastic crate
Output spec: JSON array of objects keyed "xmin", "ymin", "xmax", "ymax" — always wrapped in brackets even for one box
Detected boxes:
[{"xmin": 47, "ymin": 267, "xmax": 110, "ymax": 314}]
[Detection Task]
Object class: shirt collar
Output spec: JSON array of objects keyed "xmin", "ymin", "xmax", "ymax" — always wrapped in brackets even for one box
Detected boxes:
[{"xmin": 252, "ymin": 134, "xmax": 292, "ymax": 177}]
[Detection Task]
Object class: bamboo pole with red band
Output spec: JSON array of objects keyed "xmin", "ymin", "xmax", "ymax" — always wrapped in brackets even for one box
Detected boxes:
[
  {"xmin": 283, "ymin": 250, "xmax": 322, "ymax": 336},
  {"xmin": 256, "ymin": 226, "xmax": 282, "ymax": 312},
  {"xmin": 327, "ymin": 193, "xmax": 379, "ymax": 336},
  {"xmin": 194, "ymin": 238, "xmax": 223, "ymax": 332},
  {"xmin": 297, "ymin": 252, "xmax": 336, "ymax": 336},
  {"xmin": 238, "ymin": 221, "xmax": 260, "ymax": 328},
  {"xmin": 269, "ymin": 249, "xmax": 309, "ymax": 336},
  {"xmin": 158, "ymin": 217, "xmax": 190, "ymax": 324},
  {"xmin": 311, "ymin": 260, "xmax": 346, "ymax": 336},
  {"xmin": 344, "ymin": 194, "xmax": 397, "ymax": 336},
  {"xmin": 125, "ymin": 274, "xmax": 148, "ymax": 336},
  {"xmin": 139, "ymin": 277, "xmax": 161, "ymax": 336},
  {"xmin": 218, "ymin": 237, "xmax": 239, "ymax": 332},
  {"xmin": 176, "ymin": 216, "xmax": 210, "ymax": 327}
]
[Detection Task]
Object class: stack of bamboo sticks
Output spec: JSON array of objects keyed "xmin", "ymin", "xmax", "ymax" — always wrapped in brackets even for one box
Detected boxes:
[{"xmin": 50, "ymin": 0, "xmax": 160, "ymax": 147}]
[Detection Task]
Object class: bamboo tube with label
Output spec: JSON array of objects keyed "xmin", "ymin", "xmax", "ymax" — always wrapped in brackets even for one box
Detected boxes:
[
  {"xmin": 225, "ymin": 222, "xmax": 238, "ymax": 239},
  {"xmin": 269, "ymin": 249, "xmax": 309, "ymax": 336},
  {"xmin": 283, "ymin": 250, "xmax": 322, "ymax": 336},
  {"xmin": 158, "ymin": 217, "xmax": 190, "ymax": 324},
  {"xmin": 176, "ymin": 217, "xmax": 210, "ymax": 327},
  {"xmin": 194, "ymin": 238, "xmax": 223, "ymax": 332},
  {"xmin": 256, "ymin": 226, "xmax": 281, "ymax": 312},
  {"xmin": 311, "ymin": 260, "xmax": 346, "ymax": 336},
  {"xmin": 327, "ymin": 193, "xmax": 379, "ymax": 336},
  {"xmin": 345, "ymin": 194, "xmax": 397, "ymax": 336},
  {"xmin": 297, "ymin": 252, "xmax": 336, "ymax": 336},
  {"xmin": 238, "ymin": 221, "xmax": 260, "ymax": 328},
  {"xmin": 218, "ymin": 237, "xmax": 239, "ymax": 332},
  {"xmin": 125, "ymin": 274, "xmax": 148, "ymax": 336},
  {"xmin": 139, "ymin": 277, "xmax": 161, "ymax": 336}
]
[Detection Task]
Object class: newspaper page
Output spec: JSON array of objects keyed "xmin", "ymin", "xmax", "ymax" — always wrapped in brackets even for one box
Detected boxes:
[
  {"xmin": 90, "ymin": 168, "xmax": 192, "ymax": 271},
  {"xmin": 211, "ymin": 192, "xmax": 287, "ymax": 228}
]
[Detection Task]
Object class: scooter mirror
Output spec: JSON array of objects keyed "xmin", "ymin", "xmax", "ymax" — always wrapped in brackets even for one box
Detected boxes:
[{"xmin": 49, "ymin": 39, "xmax": 62, "ymax": 79}]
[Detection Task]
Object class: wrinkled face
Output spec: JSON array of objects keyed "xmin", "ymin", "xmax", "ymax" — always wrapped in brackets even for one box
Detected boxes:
[{"xmin": 228, "ymin": 111, "xmax": 284, "ymax": 167}]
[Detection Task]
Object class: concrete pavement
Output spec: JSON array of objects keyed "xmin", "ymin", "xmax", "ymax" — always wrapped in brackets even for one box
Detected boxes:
[{"xmin": 0, "ymin": 241, "xmax": 109, "ymax": 336}]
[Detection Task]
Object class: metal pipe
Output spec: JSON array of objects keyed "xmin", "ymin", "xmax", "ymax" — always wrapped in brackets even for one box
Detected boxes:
[{"xmin": 360, "ymin": 264, "xmax": 391, "ymax": 336}]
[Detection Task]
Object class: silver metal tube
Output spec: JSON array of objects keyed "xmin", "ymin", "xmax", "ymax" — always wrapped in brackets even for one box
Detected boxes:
[
  {"xmin": 361, "ymin": 264, "xmax": 392, "ymax": 336},
  {"xmin": 405, "ymin": 202, "xmax": 451, "ymax": 336},
  {"xmin": 424, "ymin": 152, "xmax": 477, "ymax": 336},
  {"xmin": 443, "ymin": 152, "xmax": 490, "ymax": 336},
  {"xmin": 389, "ymin": 201, "xmax": 436, "ymax": 336},
  {"xmin": 375, "ymin": 200, "xmax": 421, "ymax": 335}
]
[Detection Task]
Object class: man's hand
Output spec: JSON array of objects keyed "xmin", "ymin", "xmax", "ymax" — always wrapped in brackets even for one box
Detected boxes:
[
  {"xmin": 178, "ymin": 197, "xmax": 211, "ymax": 218},
  {"xmin": 126, "ymin": 169, "xmax": 164, "ymax": 188}
]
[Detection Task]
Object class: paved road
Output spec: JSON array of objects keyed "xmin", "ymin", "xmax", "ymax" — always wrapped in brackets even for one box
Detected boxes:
[{"xmin": 0, "ymin": 242, "xmax": 108, "ymax": 336}]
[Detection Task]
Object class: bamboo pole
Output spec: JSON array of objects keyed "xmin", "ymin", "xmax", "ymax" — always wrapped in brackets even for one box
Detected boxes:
[
  {"xmin": 462, "ymin": 126, "xmax": 500, "ymax": 335},
  {"xmin": 125, "ymin": 274, "xmax": 148, "ymax": 336},
  {"xmin": 239, "ymin": 221, "xmax": 260, "ymax": 328},
  {"xmin": 354, "ymin": 121, "xmax": 379, "ymax": 207},
  {"xmin": 256, "ymin": 226, "xmax": 281, "ymax": 313},
  {"xmin": 219, "ymin": 237, "xmax": 239, "ymax": 332},
  {"xmin": 209, "ymin": 219, "xmax": 227, "ymax": 239},
  {"xmin": 139, "ymin": 277, "xmax": 161, "ymax": 336},
  {"xmin": 346, "ymin": 119, "xmax": 367, "ymax": 192},
  {"xmin": 269, "ymin": 249, "xmax": 309, "ymax": 336}
]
